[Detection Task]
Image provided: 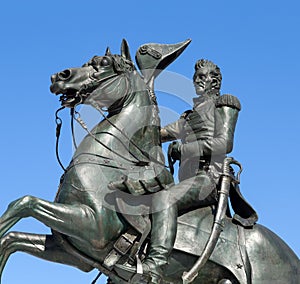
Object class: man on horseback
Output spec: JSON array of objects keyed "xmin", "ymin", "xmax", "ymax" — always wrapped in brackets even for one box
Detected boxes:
[
  {"xmin": 2, "ymin": 39, "xmax": 296, "ymax": 284},
  {"xmin": 161, "ymin": 58, "xmax": 241, "ymax": 210},
  {"xmin": 116, "ymin": 59, "xmax": 242, "ymax": 283}
]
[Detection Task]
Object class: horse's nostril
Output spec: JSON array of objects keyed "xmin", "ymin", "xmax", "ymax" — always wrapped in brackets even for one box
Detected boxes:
[{"xmin": 57, "ymin": 69, "xmax": 72, "ymax": 81}]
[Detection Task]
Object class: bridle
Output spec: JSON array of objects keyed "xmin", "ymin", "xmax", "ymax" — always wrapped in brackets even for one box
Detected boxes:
[
  {"xmin": 54, "ymin": 72, "xmax": 167, "ymax": 172},
  {"xmin": 55, "ymin": 106, "xmax": 66, "ymax": 171}
]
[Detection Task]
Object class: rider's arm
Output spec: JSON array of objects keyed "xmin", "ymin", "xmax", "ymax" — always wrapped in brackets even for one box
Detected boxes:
[
  {"xmin": 180, "ymin": 95, "xmax": 241, "ymax": 158},
  {"xmin": 160, "ymin": 110, "xmax": 191, "ymax": 143}
]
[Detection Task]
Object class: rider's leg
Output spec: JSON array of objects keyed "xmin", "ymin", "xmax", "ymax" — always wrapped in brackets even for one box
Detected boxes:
[
  {"xmin": 142, "ymin": 190, "xmax": 178, "ymax": 281},
  {"xmin": 116, "ymin": 189, "xmax": 177, "ymax": 284},
  {"xmin": 140, "ymin": 174, "xmax": 217, "ymax": 283},
  {"xmin": 175, "ymin": 173, "xmax": 218, "ymax": 215},
  {"xmin": 116, "ymin": 173, "xmax": 217, "ymax": 283}
]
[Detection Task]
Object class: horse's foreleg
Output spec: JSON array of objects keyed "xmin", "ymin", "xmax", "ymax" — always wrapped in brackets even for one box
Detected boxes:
[
  {"xmin": 0, "ymin": 196, "xmax": 97, "ymax": 243},
  {"xmin": 0, "ymin": 232, "xmax": 93, "ymax": 283}
]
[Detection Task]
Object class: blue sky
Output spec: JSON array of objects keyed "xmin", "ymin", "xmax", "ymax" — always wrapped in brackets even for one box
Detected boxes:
[{"xmin": 0, "ymin": 0, "xmax": 299, "ymax": 283}]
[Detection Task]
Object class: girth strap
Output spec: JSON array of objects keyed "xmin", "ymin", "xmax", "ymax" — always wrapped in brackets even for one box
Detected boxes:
[
  {"xmin": 103, "ymin": 228, "xmax": 139, "ymax": 270},
  {"xmin": 237, "ymin": 225, "xmax": 252, "ymax": 283}
]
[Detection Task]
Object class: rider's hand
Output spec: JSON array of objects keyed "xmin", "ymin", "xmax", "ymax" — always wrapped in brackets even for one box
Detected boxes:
[{"xmin": 168, "ymin": 141, "xmax": 182, "ymax": 161}]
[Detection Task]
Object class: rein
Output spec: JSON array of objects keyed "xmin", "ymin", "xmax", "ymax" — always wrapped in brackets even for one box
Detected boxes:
[
  {"xmin": 55, "ymin": 106, "xmax": 66, "ymax": 172},
  {"xmin": 93, "ymin": 103, "xmax": 167, "ymax": 168},
  {"xmin": 54, "ymin": 67, "xmax": 168, "ymax": 171},
  {"xmin": 55, "ymin": 106, "xmax": 147, "ymax": 173},
  {"xmin": 72, "ymin": 71, "xmax": 167, "ymax": 168},
  {"xmin": 73, "ymin": 110, "xmax": 148, "ymax": 166},
  {"xmin": 70, "ymin": 108, "xmax": 78, "ymax": 150}
]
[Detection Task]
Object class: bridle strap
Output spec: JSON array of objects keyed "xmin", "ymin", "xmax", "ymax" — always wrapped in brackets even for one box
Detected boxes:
[
  {"xmin": 54, "ymin": 67, "xmax": 168, "ymax": 170},
  {"xmin": 73, "ymin": 110, "xmax": 148, "ymax": 166},
  {"xmin": 70, "ymin": 108, "xmax": 78, "ymax": 150},
  {"xmin": 94, "ymin": 103, "xmax": 168, "ymax": 168},
  {"xmin": 55, "ymin": 106, "xmax": 66, "ymax": 172}
]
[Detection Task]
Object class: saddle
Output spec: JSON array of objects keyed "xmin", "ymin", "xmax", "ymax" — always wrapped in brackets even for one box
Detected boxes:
[{"xmin": 104, "ymin": 177, "xmax": 258, "ymax": 283}]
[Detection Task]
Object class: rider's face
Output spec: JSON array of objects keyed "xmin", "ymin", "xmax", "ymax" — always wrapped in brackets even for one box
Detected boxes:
[{"xmin": 193, "ymin": 67, "xmax": 219, "ymax": 96}]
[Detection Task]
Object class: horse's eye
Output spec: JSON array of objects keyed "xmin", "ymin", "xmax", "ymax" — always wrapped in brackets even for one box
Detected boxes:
[{"xmin": 100, "ymin": 57, "xmax": 111, "ymax": 67}]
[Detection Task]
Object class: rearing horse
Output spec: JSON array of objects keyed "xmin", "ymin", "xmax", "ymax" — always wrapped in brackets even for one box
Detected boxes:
[
  {"xmin": 0, "ymin": 39, "xmax": 180, "ymax": 283},
  {"xmin": 0, "ymin": 40, "xmax": 299, "ymax": 284}
]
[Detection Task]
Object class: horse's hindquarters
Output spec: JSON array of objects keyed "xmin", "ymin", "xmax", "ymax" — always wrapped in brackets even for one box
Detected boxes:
[
  {"xmin": 171, "ymin": 207, "xmax": 300, "ymax": 284},
  {"xmin": 245, "ymin": 224, "xmax": 300, "ymax": 283},
  {"xmin": 163, "ymin": 250, "xmax": 239, "ymax": 284}
]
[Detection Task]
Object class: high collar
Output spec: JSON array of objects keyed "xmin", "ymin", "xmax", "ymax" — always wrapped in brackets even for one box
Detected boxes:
[{"xmin": 193, "ymin": 93, "xmax": 219, "ymax": 108}]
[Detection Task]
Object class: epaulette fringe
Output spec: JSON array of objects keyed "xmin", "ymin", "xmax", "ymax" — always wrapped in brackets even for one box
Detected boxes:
[{"xmin": 216, "ymin": 94, "xmax": 241, "ymax": 111}]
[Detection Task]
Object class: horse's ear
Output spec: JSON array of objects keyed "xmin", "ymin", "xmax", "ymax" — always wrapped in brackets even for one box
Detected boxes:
[
  {"xmin": 105, "ymin": 47, "xmax": 112, "ymax": 56},
  {"xmin": 121, "ymin": 39, "xmax": 132, "ymax": 61}
]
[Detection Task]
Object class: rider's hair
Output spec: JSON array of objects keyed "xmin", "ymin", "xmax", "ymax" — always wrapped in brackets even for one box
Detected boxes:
[{"xmin": 194, "ymin": 59, "xmax": 222, "ymax": 91}]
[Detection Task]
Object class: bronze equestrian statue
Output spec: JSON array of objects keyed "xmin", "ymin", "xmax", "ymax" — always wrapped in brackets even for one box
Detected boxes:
[{"xmin": 0, "ymin": 39, "xmax": 299, "ymax": 284}]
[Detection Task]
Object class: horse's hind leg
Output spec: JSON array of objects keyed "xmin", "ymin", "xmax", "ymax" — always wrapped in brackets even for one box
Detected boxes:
[
  {"xmin": 0, "ymin": 232, "xmax": 93, "ymax": 283},
  {"xmin": 0, "ymin": 195, "xmax": 97, "ymax": 243}
]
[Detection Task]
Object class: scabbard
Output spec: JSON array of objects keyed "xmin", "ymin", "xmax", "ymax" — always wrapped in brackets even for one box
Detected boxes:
[{"xmin": 182, "ymin": 157, "xmax": 240, "ymax": 284}]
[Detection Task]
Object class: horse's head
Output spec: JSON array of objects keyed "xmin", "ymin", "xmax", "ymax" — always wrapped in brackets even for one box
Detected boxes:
[{"xmin": 50, "ymin": 39, "xmax": 135, "ymax": 108}]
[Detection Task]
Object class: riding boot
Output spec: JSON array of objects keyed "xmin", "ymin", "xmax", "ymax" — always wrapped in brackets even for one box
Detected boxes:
[
  {"xmin": 115, "ymin": 191, "xmax": 177, "ymax": 284},
  {"xmin": 143, "ymin": 201, "xmax": 177, "ymax": 283}
]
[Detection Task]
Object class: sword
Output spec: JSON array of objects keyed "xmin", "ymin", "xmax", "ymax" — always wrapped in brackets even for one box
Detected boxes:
[{"xmin": 182, "ymin": 157, "xmax": 242, "ymax": 284}]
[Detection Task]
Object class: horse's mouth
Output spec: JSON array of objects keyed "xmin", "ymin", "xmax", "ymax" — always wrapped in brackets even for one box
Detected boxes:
[
  {"xmin": 59, "ymin": 89, "xmax": 82, "ymax": 108},
  {"xmin": 50, "ymin": 82, "xmax": 83, "ymax": 108}
]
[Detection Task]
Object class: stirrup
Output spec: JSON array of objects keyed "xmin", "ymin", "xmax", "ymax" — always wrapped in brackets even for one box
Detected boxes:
[
  {"xmin": 114, "ymin": 258, "xmax": 161, "ymax": 284},
  {"xmin": 114, "ymin": 256, "xmax": 144, "ymax": 282}
]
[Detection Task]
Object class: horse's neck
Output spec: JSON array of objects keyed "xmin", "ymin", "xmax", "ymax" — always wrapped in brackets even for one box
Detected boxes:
[
  {"xmin": 75, "ymin": 72, "xmax": 164, "ymax": 162},
  {"xmin": 105, "ymin": 89, "xmax": 163, "ymax": 162},
  {"xmin": 75, "ymin": 85, "xmax": 163, "ymax": 164},
  {"xmin": 112, "ymin": 91, "xmax": 160, "ymax": 158}
]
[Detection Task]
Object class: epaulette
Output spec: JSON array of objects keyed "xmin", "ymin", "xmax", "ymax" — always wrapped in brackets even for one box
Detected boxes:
[{"xmin": 216, "ymin": 94, "xmax": 241, "ymax": 111}]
